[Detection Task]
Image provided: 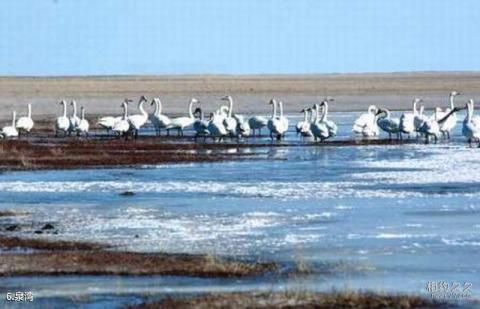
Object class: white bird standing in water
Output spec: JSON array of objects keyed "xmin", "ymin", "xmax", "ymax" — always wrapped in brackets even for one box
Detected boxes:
[
  {"xmin": 319, "ymin": 100, "xmax": 337, "ymax": 137},
  {"xmin": 297, "ymin": 108, "xmax": 312, "ymax": 137},
  {"xmin": 16, "ymin": 103, "xmax": 34, "ymax": 136},
  {"xmin": 248, "ymin": 114, "xmax": 268, "ymax": 136},
  {"xmin": 1, "ymin": 111, "xmax": 19, "ymax": 138},
  {"xmin": 438, "ymin": 91, "xmax": 460, "ymax": 139},
  {"xmin": 221, "ymin": 96, "xmax": 238, "ymax": 136},
  {"xmin": 310, "ymin": 103, "xmax": 330, "ymax": 142},
  {"xmin": 207, "ymin": 111, "xmax": 228, "ymax": 141},
  {"xmin": 112, "ymin": 100, "xmax": 131, "ymax": 138},
  {"xmin": 353, "ymin": 105, "xmax": 378, "ymax": 137},
  {"xmin": 462, "ymin": 99, "xmax": 480, "ymax": 147},
  {"xmin": 400, "ymin": 98, "xmax": 422, "ymax": 138},
  {"xmin": 127, "ymin": 96, "xmax": 149, "ymax": 138},
  {"xmin": 233, "ymin": 114, "xmax": 251, "ymax": 138},
  {"xmin": 267, "ymin": 99, "xmax": 287, "ymax": 140},
  {"xmin": 149, "ymin": 98, "xmax": 171, "ymax": 135},
  {"xmin": 167, "ymin": 98, "xmax": 197, "ymax": 136},
  {"xmin": 69, "ymin": 100, "xmax": 81, "ymax": 134},
  {"xmin": 56, "ymin": 100, "xmax": 70, "ymax": 137},
  {"xmin": 76, "ymin": 106, "xmax": 89, "ymax": 137},
  {"xmin": 193, "ymin": 107, "xmax": 210, "ymax": 140},
  {"xmin": 376, "ymin": 108, "xmax": 401, "ymax": 140}
]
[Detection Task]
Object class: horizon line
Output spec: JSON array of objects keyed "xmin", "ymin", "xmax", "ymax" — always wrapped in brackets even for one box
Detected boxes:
[{"xmin": 1, "ymin": 70, "xmax": 480, "ymax": 79}]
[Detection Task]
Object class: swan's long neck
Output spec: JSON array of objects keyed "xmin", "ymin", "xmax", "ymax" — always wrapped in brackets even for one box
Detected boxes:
[
  {"xmin": 320, "ymin": 102, "xmax": 329, "ymax": 122},
  {"xmin": 315, "ymin": 105, "xmax": 320, "ymax": 122},
  {"xmin": 157, "ymin": 99, "xmax": 163, "ymax": 115},
  {"xmin": 12, "ymin": 111, "xmax": 16, "ymax": 126},
  {"xmin": 450, "ymin": 94, "xmax": 456, "ymax": 109},
  {"xmin": 271, "ymin": 100, "xmax": 277, "ymax": 119},
  {"xmin": 152, "ymin": 100, "xmax": 159, "ymax": 116},
  {"xmin": 188, "ymin": 100, "xmax": 194, "ymax": 118},
  {"xmin": 71, "ymin": 101, "xmax": 77, "ymax": 117},
  {"xmin": 139, "ymin": 100, "xmax": 146, "ymax": 116},
  {"xmin": 27, "ymin": 104, "xmax": 32, "ymax": 118},
  {"xmin": 412, "ymin": 99, "xmax": 418, "ymax": 115},
  {"xmin": 303, "ymin": 110, "xmax": 308, "ymax": 122},
  {"xmin": 62, "ymin": 102, "xmax": 67, "ymax": 117},
  {"xmin": 419, "ymin": 106, "xmax": 424, "ymax": 116},
  {"xmin": 227, "ymin": 97, "xmax": 233, "ymax": 118},
  {"xmin": 467, "ymin": 101, "xmax": 474, "ymax": 123},
  {"xmin": 81, "ymin": 107, "xmax": 85, "ymax": 120},
  {"xmin": 278, "ymin": 101, "xmax": 284, "ymax": 118},
  {"xmin": 123, "ymin": 103, "xmax": 128, "ymax": 119}
]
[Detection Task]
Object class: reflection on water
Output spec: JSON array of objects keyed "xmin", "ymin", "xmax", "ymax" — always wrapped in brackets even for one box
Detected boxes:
[{"xmin": 0, "ymin": 112, "xmax": 479, "ymax": 307}]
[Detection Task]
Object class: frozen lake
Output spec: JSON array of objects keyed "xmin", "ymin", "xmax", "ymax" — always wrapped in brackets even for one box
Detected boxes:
[{"xmin": 1, "ymin": 111, "xmax": 479, "ymax": 308}]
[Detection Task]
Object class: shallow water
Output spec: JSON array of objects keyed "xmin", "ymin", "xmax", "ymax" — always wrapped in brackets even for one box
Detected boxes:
[{"xmin": 1, "ymin": 112, "xmax": 480, "ymax": 308}]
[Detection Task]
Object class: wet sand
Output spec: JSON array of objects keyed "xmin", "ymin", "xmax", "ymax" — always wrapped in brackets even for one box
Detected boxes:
[{"xmin": 0, "ymin": 72, "xmax": 479, "ymax": 123}]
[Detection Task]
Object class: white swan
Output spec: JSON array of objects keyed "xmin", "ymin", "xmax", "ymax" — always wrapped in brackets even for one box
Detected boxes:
[
  {"xmin": 353, "ymin": 105, "xmax": 378, "ymax": 137},
  {"xmin": 98, "ymin": 114, "xmax": 122, "ymax": 133},
  {"xmin": 297, "ymin": 108, "xmax": 312, "ymax": 137},
  {"xmin": 76, "ymin": 106, "xmax": 89, "ymax": 137},
  {"xmin": 69, "ymin": 100, "xmax": 81, "ymax": 134},
  {"xmin": 438, "ymin": 91, "xmax": 460, "ymax": 139},
  {"xmin": 55, "ymin": 100, "xmax": 70, "ymax": 137},
  {"xmin": 167, "ymin": 98, "xmax": 197, "ymax": 136},
  {"xmin": 399, "ymin": 98, "xmax": 422, "ymax": 137},
  {"xmin": 221, "ymin": 96, "xmax": 238, "ymax": 136},
  {"xmin": 233, "ymin": 114, "xmax": 251, "ymax": 138},
  {"xmin": 248, "ymin": 115, "xmax": 268, "ymax": 136},
  {"xmin": 193, "ymin": 107, "xmax": 210, "ymax": 140},
  {"xmin": 310, "ymin": 104, "xmax": 330, "ymax": 141},
  {"xmin": 149, "ymin": 98, "xmax": 172, "ymax": 135},
  {"xmin": 112, "ymin": 101, "xmax": 130, "ymax": 137},
  {"xmin": 16, "ymin": 103, "xmax": 34, "ymax": 136},
  {"xmin": 376, "ymin": 108, "xmax": 401, "ymax": 139},
  {"xmin": 414, "ymin": 104, "xmax": 428, "ymax": 134},
  {"xmin": 1, "ymin": 111, "xmax": 19, "ymax": 138},
  {"xmin": 267, "ymin": 99, "xmax": 287, "ymax": 140},
  {"xmin": 418, "ymin": 107, "xmax": 441, "ymax": 143},
  {"xmin": 207, "ymin": 111, "xmax": 228, "ymax": 141},
  {"xmin": 319, "ymin": 100, "xmax": 337, "ymax": 137},
  {"xmin": 462, "ymin": 99, "xmax": 480, "ymax": 146},
  {"xmin": 128, "ymin": 96, "xmax": 148, "ymax": 138}
]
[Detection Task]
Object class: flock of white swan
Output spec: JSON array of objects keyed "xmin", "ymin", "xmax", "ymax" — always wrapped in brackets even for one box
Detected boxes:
[{"xmin": 1, "ymin": 91, "xmax": 480, "ymax": 146}]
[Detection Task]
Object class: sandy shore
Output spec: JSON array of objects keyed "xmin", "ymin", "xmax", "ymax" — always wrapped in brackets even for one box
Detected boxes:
[{"xmin": 0, "ymin": 72, "xmax": 479, "ymax": 122}]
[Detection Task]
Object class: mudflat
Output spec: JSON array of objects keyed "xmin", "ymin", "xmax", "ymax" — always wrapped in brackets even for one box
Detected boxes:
[{"xmin": 0, "ymin": 72, "xmax": 479, "ymax": 121}]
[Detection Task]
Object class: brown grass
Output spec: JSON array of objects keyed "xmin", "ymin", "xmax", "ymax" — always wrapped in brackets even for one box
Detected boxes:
[
  {"xmin": 0, "ymin": 210, "xmax": 30, "ymax": 217},
  {"xmin": 130, "ymin": 290, "xmax": 447, "ymax": 309},
  {"xmin": 0, "ymin": 235, "xmax": 106, "ymax": 251},
  {"xmin": 0, "ymin": 251, "xmax": 276, "ymax": 277},
  {"xmin": 0, "ymin": 136, "xmax": 416, "ymax": 171}
]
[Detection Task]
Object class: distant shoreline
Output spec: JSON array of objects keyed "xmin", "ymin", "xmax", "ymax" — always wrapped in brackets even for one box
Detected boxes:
[
  {"xmin": 0, "ymin": 71, "xmax": 477, "ymax": 120},
  {"xmin": 1, "ymin": 70, "xmax": 479, "ymax": 79}
]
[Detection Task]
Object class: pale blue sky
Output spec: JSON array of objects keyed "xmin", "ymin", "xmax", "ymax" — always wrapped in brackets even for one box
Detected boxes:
[{"xmin": 0, "ymin": 0, "xmax": 478, "ymax": 75}]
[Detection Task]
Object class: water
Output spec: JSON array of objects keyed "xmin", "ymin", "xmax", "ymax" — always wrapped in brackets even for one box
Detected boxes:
[{"xmin": 1, "ymin": 111, "xmax": 480, "ymax": 308}]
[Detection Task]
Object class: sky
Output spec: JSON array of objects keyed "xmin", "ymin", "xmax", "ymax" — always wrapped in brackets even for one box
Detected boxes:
[{"xmin": 0, "ymin": 0, "xmax": 479, "ymax": 76}]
